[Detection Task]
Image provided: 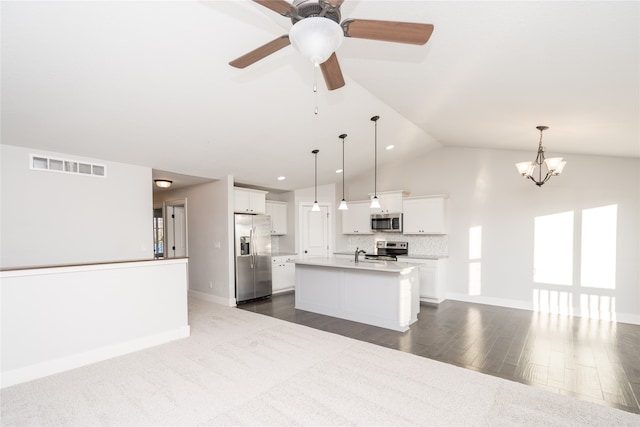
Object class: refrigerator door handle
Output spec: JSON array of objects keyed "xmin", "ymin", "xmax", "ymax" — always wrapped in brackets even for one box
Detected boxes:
[{"xmin": 249, "ymin": 228, "xmax": 254, "ymax": 268}]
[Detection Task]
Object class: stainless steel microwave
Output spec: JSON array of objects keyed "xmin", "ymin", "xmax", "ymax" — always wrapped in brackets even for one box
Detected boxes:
[{"xmin": 371, "ymin": 213, "xmax": 403, "ymax": 232}]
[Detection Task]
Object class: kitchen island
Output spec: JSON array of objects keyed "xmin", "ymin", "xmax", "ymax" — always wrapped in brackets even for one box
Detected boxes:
[{"xmin": 294, "ymin": 257, "xmax": 420, "ymax": 332}]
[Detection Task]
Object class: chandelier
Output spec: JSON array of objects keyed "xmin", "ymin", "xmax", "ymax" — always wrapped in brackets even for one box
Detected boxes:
[{"xmin": 515, "ymin": 126, "xmax": 567, "ymax": 187}]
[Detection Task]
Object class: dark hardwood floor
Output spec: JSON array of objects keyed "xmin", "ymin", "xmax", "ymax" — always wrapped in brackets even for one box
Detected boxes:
[{"xmin": 238, "ymin": 291, "xmax": 640, "ymax": 415}]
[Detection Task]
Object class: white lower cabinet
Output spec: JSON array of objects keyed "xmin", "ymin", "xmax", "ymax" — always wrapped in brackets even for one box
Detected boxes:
[
  {"xmin": 403, "ymin": 258, "xmax": 447, "ymax": 303},
  {"xmin": 272, "ymin": 256, "xmax": 296, "ymax": 293}
]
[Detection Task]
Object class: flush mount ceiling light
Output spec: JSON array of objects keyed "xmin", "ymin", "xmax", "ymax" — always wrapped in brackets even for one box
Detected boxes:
[
  {"xmin": 312, "ymin": 149, "xmax": 321, "ymax": 212},
  {"xmin": 154, "ymin": 179, "xmax": 172, "ymax": 188},
  {"xmin": 289, "ymin": 17, "xmax": 344, "ymax": 67},
  {"xmin": 515, "ymin": 126, "xmax": 567, "ymax": 187},
  {"xmin": 338, "ymin": 133, "xmax": 348, "ymax": 211},
  {"xmin": 370, "ymin": 115, "xmax": 381, "ymax": 209}
]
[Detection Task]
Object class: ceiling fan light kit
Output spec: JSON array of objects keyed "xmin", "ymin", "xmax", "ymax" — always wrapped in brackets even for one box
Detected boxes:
[
  {"xmin": 289, "ymin": 17, "xmax": 344, "ymax": 66},
  {"xmin": 229, "ymin": 0, "xmax": 434, "ymax": 91},
  {"xmin": 515, "ymin": 126, "xmax": 567, "ymax": 187}
]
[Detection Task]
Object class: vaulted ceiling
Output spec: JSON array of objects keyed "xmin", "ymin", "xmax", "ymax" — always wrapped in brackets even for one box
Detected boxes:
[{"xmin": 2, "ymin": 1, "xmax": 638, "ymax": 191}]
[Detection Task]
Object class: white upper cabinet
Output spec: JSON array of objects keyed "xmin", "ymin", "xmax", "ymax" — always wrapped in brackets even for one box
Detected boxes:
[
  {"xmin": 402, "ymin": 196, "xmax": 448, "ymax": 234},
  {"xmin": 265, "ymin": 201, "xmax": 287, "ymax": 235},
  {"xmin": 234, "ymin": 188, "xmax": 267, "ymax": 214},
  {"xmin": 369, "ymin": 191, "xmax": 408, "ymax": 214},
  {"xmin": 341, "ymin": 201, "xmax": 373, "ymax": 234}
]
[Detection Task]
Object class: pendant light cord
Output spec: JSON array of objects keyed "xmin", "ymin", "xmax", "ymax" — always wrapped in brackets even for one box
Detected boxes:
[
  {"xmin": 371, "ymin": 116, "xmax": 380, "ymax": 197},
  {"xmin": 342, "ymin": 140, "xmax": 345, "ymax": 197},
  {"xmin": 340, "ymin": 134, "xmax": 346, "ymax": 199},
  {"xmin": 313, "ymin": 149, "xmax": 319, "ymax": 202}
]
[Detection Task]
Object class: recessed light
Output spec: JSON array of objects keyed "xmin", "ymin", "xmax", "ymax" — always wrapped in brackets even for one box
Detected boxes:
[
  {"xmin": 336, "ymin": 169, "xmax": 343, "ymax": 174},
  {"xmin": 277, "ymin": 176, "xmax": 286, "ymax": 181},
  {"xmin": 385, "ymin": 145, "xmax": 395, "ymax": 150}
]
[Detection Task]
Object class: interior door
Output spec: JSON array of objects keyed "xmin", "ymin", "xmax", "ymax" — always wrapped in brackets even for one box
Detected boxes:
[
  {"xmin": 165, "ymin": 202, "xmax": 187, "ymax": 259},
  {"xmin": 300, "ymin": 204, "xmax": 331, "ymax": 258},
  {"xmin": 171, "ymin": 206, "xmax": 187, "ymax": 257}
]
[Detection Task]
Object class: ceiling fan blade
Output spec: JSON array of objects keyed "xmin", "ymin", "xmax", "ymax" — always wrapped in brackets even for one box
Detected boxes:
[
  {"xmin": 342, "ymin": 19, "xmax": 434, "ymax": 45},
  {"xmin": 320, "ymin": 52, "xmax": 345, "ymax": 91},
  {"xmin": 229, "ymin": 35, "xmax": 291, "ymax": 69},
  {"xmin": 253, "ymin": 0, "xmax": 295, "ymax": 17}
]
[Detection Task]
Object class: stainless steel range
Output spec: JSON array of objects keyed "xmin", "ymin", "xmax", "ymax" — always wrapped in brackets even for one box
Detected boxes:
[{"xmin": 364, "ymin": 241, "xmax": 408, "ymax": 261}]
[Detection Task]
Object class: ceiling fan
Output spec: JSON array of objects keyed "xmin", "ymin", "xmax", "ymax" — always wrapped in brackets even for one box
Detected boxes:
[{"xmin": 229, "ymin": 0, "xmax": 434, "ymax": 91}]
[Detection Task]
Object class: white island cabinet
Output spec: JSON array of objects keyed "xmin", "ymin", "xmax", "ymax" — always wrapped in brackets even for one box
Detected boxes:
[{"xmin": 294, "ymin": 258, "xmax": 420, "ymax": 332}]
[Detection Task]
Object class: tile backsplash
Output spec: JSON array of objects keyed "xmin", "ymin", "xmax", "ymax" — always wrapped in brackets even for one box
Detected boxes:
[
  {"xmin": 344, "ymin": 234, "xmax": 448, "ymax": 257},
  {"xmin": 270, "ymin": 236, "xmax": 280, "ymax": 254}
]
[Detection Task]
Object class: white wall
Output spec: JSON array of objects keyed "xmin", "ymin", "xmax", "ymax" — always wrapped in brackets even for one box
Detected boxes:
[
  {"xmin": 342, "ymin": 146, "xmax": 640, "ymax": 323},
  {"xmin": 0, "ymin": 144, "xmax": 153, "ymax": 268},
  {"xmin": 154, "ymin": 176, "xmax": 235, "ymax": 305}
]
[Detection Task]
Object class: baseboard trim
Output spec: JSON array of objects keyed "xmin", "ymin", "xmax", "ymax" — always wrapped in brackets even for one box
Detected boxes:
[
  {"xmin": 447, "ymin": 293, "xmax": 640, "ymax": 325},
  {"xmin": 189, "ymin": 289, "xmax": 236, "ymax": 307},
  {"xmin": 1, "ymin": 325, "xmax": 190, "ymax": 389}
]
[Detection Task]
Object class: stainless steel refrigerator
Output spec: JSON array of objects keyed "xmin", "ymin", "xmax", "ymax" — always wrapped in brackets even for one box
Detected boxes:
[{"xmin": 235, "ymin": 214, "xmax": 272, "ymax": 303}]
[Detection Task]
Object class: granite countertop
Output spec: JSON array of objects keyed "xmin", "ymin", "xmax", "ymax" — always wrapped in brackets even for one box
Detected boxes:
[
  {"xmin": 398, "ymin": 254, "xmax": 448, "ymax": 260},
  {"xmin": 333, "ymin": 251, "xmax": 447, "ymax": 260},
  {"xmin": 295, "ymin": 257, "xmax": 420, "ymax": 273}
]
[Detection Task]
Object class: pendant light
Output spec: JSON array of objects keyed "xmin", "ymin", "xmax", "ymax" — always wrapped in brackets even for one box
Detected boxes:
[
  {"xmin": 312, "ymin": 149, "xmax": 321, "ymax": 212},
  {"xmin": 338, "ymin": 133, "xmax": 348, "ymax": 210},
  {"xmin": 370, "ymin": 115, "xmax": 381, "ymax": 209}
]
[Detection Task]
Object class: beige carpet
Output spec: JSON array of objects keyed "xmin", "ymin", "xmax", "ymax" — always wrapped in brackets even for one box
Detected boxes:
[{"xmin": 1, "ymin": 297, "xmax": 638, "ymax": 426}]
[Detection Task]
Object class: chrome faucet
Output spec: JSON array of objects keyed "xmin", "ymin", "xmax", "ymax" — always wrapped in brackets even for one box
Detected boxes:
[{"xmin": 354, "ymin": 247, "xmax": 366, "ymax": 263}]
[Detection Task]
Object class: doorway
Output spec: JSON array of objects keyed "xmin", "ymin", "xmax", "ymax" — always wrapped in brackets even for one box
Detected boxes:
[{"xmin": 298, "ymin": 203, "xmax": 332, "ymax": 258}]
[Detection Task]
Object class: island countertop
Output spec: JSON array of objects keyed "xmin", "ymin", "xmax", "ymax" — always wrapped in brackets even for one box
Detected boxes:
[
  {"xmin": 294, "ymin": 257, "xmax": 420, "ymax": 273},
  {"xmin": 333, "ymin": 252, "xmax": 447, "ymax": 260}
]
